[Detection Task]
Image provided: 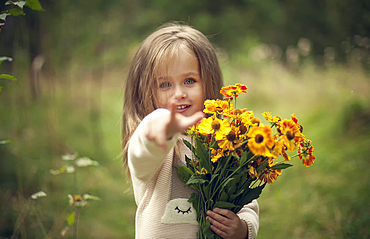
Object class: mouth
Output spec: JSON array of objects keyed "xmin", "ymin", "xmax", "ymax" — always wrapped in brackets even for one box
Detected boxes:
[{"xmin": 177, "ymin": 105, "xmax": 191, "ymax": 110}]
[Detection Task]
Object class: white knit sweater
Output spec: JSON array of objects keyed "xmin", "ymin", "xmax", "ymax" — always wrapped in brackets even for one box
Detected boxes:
[{"xmin": 128, "ymin": 109, "xmax": 259, "ymax": 239}]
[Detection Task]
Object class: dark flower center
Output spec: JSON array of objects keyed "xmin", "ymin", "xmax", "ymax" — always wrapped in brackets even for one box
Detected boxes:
[
  {"xmin": 255, "ymin": 134, "xmax": 264, "ymax": 143},
  {"xmin": 234, "ymin": 109, "xmax": 243, "ymax": 115},
  {"xmin": 251, "ymin": 118, "xmax": 260, "ymax": 126},
  {"xmin": 211, "ymin": 121, "xmax": 221, "ymax": 130},
  {"xmin": 239, "ymin": 125, "xmax": 247, "ymax": 134},
  {"xmin": 226, "ymin": 131, "xmax": 236, "ymax": 141},
  {"xmin": 287, "ymin": 131, "xmax": 295, "ymax": 141}
]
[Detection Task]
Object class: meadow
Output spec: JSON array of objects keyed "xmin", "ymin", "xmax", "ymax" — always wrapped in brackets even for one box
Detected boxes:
[{"xmin": 1, "ymin": 45, "xmax": 370, "ymax": 239}]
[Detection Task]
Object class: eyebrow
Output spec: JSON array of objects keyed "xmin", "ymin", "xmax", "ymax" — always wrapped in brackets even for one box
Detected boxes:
[{"xmin": 158, "ymin": 72, "xmax": 200, "ymax": 80}]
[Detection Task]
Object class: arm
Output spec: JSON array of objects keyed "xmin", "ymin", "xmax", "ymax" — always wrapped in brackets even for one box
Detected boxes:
[
  {"xmin": 128, "ymin": 100, "xmax": 204, "ymax": 181},
  {"xmin": 206, "ymin": 200, "xmax": 259, "ymax": 239}
]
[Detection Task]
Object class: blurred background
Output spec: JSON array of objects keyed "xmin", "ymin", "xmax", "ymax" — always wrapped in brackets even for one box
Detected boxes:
[{"xmin": 0, "ymin": 0, "xmax": 369, "ymax": 238}]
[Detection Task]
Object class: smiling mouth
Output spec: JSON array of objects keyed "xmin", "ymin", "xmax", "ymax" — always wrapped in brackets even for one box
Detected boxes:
[{"xmin": 177, "ymin": 105, "xmax": 190, "ymax": 110}]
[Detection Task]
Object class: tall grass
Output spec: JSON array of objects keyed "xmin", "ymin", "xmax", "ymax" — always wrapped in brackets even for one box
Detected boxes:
[{"xmin": 0, "ymin": 48, "xmax": 369, "ymax": 238}]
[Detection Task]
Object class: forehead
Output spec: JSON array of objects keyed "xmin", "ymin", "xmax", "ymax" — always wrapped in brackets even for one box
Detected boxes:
[{"xmin": 155, "ymin": 43, "xmax": 199, "ymax": 78}]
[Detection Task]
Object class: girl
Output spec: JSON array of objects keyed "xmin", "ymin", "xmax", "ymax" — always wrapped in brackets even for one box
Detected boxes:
[{"xmin": 122, "ymin": 23, "xmax": 259, "ymax": 239}]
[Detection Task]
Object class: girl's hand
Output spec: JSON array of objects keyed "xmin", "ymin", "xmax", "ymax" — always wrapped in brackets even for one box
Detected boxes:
[
  {"xmin": 145, "ymin": 99, "xmax": 204, "ymax": 151},
  {"xmin": 206, "ymin": 208, "xmax": 249, "ymax": 239}
]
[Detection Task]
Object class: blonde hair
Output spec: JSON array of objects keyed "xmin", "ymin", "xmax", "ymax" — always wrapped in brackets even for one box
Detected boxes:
[{"xmin": 122, "ymin": 23, "xmax": 223, "ymax": 177}]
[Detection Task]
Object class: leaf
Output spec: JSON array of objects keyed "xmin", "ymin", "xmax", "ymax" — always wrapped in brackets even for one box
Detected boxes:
[
  {"xmin": 0, "ymin": 74, "xmax": 17, "ymax": 81},
  {"xmin": 229, "ymin": 189, "xmax": 245, "ymax": 201},
  {"xmin": 240, "ymin": 151, "xmax": 247, "ymax": 165},
  {"xmin": 256, "ymin": 161, "xmax": 268, "ymax": 173},
  {"xmin": 188, "ymin": 193, "xmax": 200, "ymax": 214},
  {"xmin": 183, "ymin": 139, "xmax": 197, "ymax": 155},
  {"xmin": 184, "ymin": 155, "xmax": 195, "ymax": 173},
  {"xmin": 201, "ymin": 219, "xmax": 214, "ymax": 238},
  {"xmin": 0, "ymin": 56, "xmax": 13, "ymax": 65},
  {"xmin": 25, "ymin": 0, "xmax": 45, "ymax": 11},
  {"xmin": 238, "ymin": 183, "xmax": 266, "ymax": 206},
  {"xmin": 219, "ymin": 191, "xmax": 229, "ymax": 201},
  {"xmin": 6, "ymin": 1, "xmax": 26, "ymax": 9},
  {"xmin": 0, "ymin": 86, "xmax": 2, "ymax": 93},
  {"xmin": 186, "ymin": 174, "xmax": 207, "ymax": 187},
  {"xmin": 195, "ymin": 139, "xmax": 212, "ymax": 174},
  {"xmin": 0, "ymin": 13, "xmax": 10, "ymax": 21},
  {"xmin": 221, "ymin": 177, "xmax": 234, "ymax": 193},
  {"xmin": 214, "ymin": 201, "xmax": 236, "ymax": 209},
  {"xmin": 176, "ymin": 165, "xmax": 193, "ymax": 183},
  {"xmin": 31, "ymin": 191, "xmax": 47, "ymax": 199},
  {"xmin": 209, "ymin": 174, "xmax": 219, "ymax": 185},
  {"xmin": 8, "ymin": 7, "xmax": 24, "ymax": 17},
  {"xmin": 0, "ymin": 140, "xmax": 10, "ymax": 144},
  {"xmin": 270, "ymin": 163, "xmax": 293, "ymax": 170},
  {"xmin": 66, "ymin": 211, "xmax": 75, "ymax": 226}
]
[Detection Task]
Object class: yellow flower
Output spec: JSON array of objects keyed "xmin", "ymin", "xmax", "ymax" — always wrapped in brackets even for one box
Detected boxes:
[
  {"xmin": 267, "ymin": 139, "xmax": 284, "ymax": 159},
  {"xmin": 211, "ymin": 149, "xmax": 223, "ymax": 163},
  {"xmin": 197, "ymin": 116, "xmax": 231, "ymax": 140},
  {"xmin": 247, "ymin": 125, "xmax": 275, "ymax": 156},
  {"xmin": 278, "ymin": 119, "xmax": 303, "ymax": 151},
  {"xmin": 196, "ymin": 168, "xmax": 208, "ymax": 175},
  {"xmin": 218, "ymin": 126, "xmax": 239, "ymax": 151},
  {"xmin": 203, "ymin": 99, "xmax": 230, "ymax": 115},
  {"xmin": 240, "ymin": 111, "xmax": 255, "ymax": 126},
  {"xmin": 248, "ymin": 166, "xmax": 258, "ymax": 178}
]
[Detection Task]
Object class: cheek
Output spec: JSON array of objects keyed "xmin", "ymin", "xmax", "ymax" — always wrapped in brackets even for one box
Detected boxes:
[{"xmin": 157, "ymin": 92, "xmax": 169, "ymax": 108}]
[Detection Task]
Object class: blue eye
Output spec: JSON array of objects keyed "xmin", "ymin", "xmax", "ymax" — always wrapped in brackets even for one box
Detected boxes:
[
  {"xmin": 184, "ymin": 78, "xmax": 195, "ymax": 85},
  {"xmin": 159, "ymin": 82, "xmax": 171, "ymax": 88}
]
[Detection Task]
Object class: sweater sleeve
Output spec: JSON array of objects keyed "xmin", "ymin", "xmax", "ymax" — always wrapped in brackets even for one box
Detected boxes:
[
  {"xmin": 128, "ymin": 109, "xmax": 179, "ymax": 181},
  {"xmin": 237, "ymin": 200, "xmax": 259, "ymax": 239}
]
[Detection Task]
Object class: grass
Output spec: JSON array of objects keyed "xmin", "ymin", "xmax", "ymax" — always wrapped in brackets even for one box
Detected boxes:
[{"xmin": 1, "ymin": 52, "xmax": 370, "ymax": 238}]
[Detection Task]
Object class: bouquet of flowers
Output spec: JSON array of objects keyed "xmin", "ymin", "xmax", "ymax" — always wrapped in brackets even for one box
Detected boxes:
[{"xmin": 176, "ymin": 84, "xmax": 315, "ymax": 239}]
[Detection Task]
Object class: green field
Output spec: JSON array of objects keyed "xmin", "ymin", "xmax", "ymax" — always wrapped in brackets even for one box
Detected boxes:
[{"xmin": 1, "ymin": 50, "xmax": 370, "ymax": 239}]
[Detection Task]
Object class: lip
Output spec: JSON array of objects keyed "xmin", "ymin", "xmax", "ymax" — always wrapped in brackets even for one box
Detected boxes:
[{"xmin": 176, "ymin": 104, "xmax": 191, "ymax": 113}]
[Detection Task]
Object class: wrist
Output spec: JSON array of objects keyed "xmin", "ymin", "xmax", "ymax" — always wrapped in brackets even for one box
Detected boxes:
[{"xmin": 240, "ymin": 219, "xmax": 249, "ymax": 239}]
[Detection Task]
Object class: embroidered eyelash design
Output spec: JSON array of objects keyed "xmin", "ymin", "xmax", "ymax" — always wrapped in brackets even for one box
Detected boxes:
[{"xmin": 175, "ymin": 206, "xmax": 192, "ymax": 214}]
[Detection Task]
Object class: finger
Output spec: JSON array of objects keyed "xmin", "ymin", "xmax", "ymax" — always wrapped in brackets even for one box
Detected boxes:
[
  {"xmin": 178, "ymin": 111, "xmax": 204, "ymax": 131},
  {"xmin": 207, "ymin": 217, "xmax": 228, "ymax": 238},
  {"xmin": 212, "ymin": 208, "xmax": 236, "ymax": 220},
  {"xmin": 169, "ymin": 98, "xmax": 177, "ymax": 121}
]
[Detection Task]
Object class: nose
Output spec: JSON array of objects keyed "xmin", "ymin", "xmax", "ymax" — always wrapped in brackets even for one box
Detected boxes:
[{"xmin": 173, "ymin": 86, "xmax": 187, "ymax": 100}]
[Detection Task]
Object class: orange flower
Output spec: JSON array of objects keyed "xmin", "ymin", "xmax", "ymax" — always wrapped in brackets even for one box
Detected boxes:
[
  {"xmin": 260, "ymin": 161, "xmax": 282, "ymax": 184},
  {"xmin": 247, "ymin": 125, "xmax": 275, "ymax": 156},
  {"xmin": 262, "ymin": 112, "xmax": 281, "ymax": 124},
  {"xmin": 204, "ymin": 99, "xmax": 231, "ymax": 115},
  {"xmin": 223, "ymin": 108, "xmax": 247, "ymax": 119},
  {"xmin": 278, "ymin": 119, "xmax": 303, "ymax": 151},
  {"xmin": 298, "ymin": 140, "xmax": 315, "ymax": 167},
  {"xmin": 220, "ymin": 84, "xmax": 248, "ymax": 98}
]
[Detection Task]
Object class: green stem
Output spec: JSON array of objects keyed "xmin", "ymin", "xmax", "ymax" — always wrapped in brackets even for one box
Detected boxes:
[{"xmin": 30, "ymin": 203, "xmax": 47, "ymax": 238}]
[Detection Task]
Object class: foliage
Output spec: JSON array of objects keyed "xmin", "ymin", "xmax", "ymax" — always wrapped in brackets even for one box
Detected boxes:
[{"xmin": 178, "ymin": 84, "xmax": 315, "ymax": 238}]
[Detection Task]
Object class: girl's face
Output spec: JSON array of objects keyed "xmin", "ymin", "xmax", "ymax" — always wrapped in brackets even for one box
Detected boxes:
[{"xmin": 156, "ymin": 47, "xmax": 204, "ymax": 117}]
